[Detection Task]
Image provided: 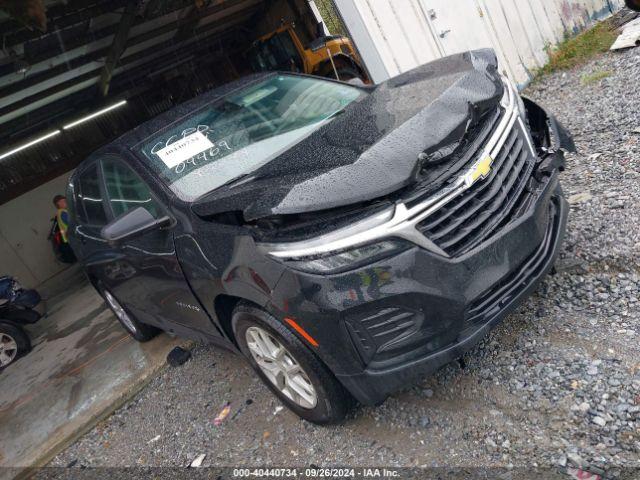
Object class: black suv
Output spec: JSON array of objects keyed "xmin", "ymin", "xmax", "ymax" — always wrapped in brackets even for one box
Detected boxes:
[{"xmin": 68, "ymin": 50, "xmax": 573, "ymax": 424}]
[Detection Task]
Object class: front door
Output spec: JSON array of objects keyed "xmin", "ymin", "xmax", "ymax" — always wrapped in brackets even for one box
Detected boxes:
[
  {"xmin": 97, "ymin": 156, "xmax": 221, "ymax": 338},
  {"xmin": 70, "ymin": 161, "xmax": 112, "ymax": 269},
  {"xmin": 420, "ymin": 0, "xmax": 525, "ymax": 81},
  {"xmin": 421, "ymin": 0, "xmax": 495, "ymax": 56}
]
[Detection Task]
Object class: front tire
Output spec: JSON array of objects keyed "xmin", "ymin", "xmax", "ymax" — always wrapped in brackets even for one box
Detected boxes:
[
  {"xmin": 0, "ymin": 323, "xmax": 30, "ymax": 368},
  {"xmin": 100, "ymin": 287, "xmax": 160, "ymax": 342},
  {"xmin": 232, "ymin": 303, "xmax": 352, "ymax": 424}
]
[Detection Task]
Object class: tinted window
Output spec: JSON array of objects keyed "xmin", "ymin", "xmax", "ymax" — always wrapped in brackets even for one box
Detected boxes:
[
  {"xmin": 267, "ymin": 33, "xmax": 302, "ymax": 69},
  {"xmin": 249, "ymin": 33, "xmax": 302, "ymax": 72},
  {"xmin": 65, "ymin": 178, "xmax": 76, "ymax": 221},
  {"xmin": 102, "ymin": 160, "xmax": 159, "ymax": 218},
  {"xmin": 76, "ymin": 165, "xmax": 108, "ymax": 226}
]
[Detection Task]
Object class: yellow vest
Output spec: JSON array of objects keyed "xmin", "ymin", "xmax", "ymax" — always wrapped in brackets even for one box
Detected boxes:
[{"xmin": 56, "ymin": 208, "xmax": 69, "ymax": 243}]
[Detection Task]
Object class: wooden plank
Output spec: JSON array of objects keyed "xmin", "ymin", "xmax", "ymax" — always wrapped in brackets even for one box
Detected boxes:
[{"xmin": 97, "ymin": 3, "xmax": 137, "ymax": 97}]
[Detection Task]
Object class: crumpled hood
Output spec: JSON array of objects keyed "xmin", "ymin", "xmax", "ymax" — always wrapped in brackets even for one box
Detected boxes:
[{"xmin": 193, "ymin": 49, "xmax": 503, "ymax": 221}]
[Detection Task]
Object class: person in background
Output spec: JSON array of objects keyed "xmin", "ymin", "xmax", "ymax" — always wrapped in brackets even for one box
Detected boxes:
[{"xmin": 52, "ymin": 195, "xmax": 76, "ymax": 264}]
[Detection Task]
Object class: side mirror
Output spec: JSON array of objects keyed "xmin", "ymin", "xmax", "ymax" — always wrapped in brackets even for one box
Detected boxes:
[{"xmin": 101, "ymin": 207, "xmax": 172, "ymax": 243}]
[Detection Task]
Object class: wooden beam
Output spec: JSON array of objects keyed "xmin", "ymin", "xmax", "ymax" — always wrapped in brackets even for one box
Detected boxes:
[
  {"xmin": 0, "ymin": 0, "xmax": 46, "ymax": 32},
  {"xmin": 97, "ymin": 2, "xmax": 137, "ymax": 97},
  {"xmin": 1, "ymin": 1, "xmax": 144, "ymax": 49},
  {"xmin": 0, "ymin": 8, "xmax": 258, "ymax": 128},
  {"xmin": 139, "ymin": 0, "xmax": 164, "ymax": 19},
  {"xmin": 0, "ymin": 0, "xmax": 263, "ymax": 104}
]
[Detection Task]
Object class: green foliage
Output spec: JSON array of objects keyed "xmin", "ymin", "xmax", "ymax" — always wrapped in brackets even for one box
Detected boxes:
[
  {"xmin": 314, "ymin": 0, "xmax": 347, "ymax": 36},
  {"xmin": 539, "ymin": 21, "xmax": 617, "ymax": 76},
  {"xmin": 581, "ymin": 70, "xmax": 613, "ymax": 84}
]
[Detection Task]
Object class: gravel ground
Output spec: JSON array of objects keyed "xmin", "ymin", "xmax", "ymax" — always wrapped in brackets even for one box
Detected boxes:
[{"xmin": 49, "ymin": 47, "xmax": 640, "ymax": 476}]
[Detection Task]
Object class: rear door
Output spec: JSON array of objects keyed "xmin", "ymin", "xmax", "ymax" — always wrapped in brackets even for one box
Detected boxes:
[{"xmin": 97, "ymin": 156, "xmax": 222, "ymax": 338}]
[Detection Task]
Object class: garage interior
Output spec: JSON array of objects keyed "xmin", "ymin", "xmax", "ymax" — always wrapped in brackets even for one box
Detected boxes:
[
  {"xmin": 0, "ymin": 0, "xmax": 343, "ymax": 283},
  {"xmin": 1, "ymin": 0, "xmax": 329, "ymax": 196},
  {"xmin": 0, "ymin": 0, "xmax": 351, "ymax": 471}
]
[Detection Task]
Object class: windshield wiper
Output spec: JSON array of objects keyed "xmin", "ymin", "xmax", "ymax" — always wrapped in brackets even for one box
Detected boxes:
[
  {"xmin": 327, "ymin": 108, "xmax": 347, "ymax": 120},
  {"xmin": 194, "ymin": 173, "xmax": 257, "ymax": 204},
  {"xmin": 219, "ymin": 172, "xmax": 257, "ymax": 190}
]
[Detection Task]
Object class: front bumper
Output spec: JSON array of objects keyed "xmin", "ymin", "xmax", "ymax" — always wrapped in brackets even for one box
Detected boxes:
[
  {"xmin": 339, "ymin": 182, "xmax": 566, "ymax": 404},
  {"xmin": 268, "ymin": 166, "xmax": 567, "ymax": 405}
]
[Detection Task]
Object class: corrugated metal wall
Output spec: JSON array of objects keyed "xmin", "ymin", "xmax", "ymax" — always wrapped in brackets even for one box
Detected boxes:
[{"xmin": 333, "ymin": 0, "xmax": 624, "ymax": 87}]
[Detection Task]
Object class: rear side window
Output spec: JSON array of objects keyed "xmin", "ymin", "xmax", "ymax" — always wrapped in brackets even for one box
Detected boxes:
[
  {"xmin": 76, "ymin": 165, "xmax": 108, "ymax": 226},
  {"xmin": 102, "ymin": 159, "xmax": 159, "ymax": 218},
  {"xmin": 65, "ymin": 178, "xmax": 76, "ymax": 221}
]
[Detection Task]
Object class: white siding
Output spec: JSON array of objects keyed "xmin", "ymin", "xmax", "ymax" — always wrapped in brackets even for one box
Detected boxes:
[{"xmin": 334, "ymin": 0, "xmax": 624, "ymax": 87}]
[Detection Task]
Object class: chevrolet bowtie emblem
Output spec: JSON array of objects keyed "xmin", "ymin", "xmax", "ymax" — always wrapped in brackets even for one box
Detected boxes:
[{"xmin": 464, "ymin": 154, "xmax": 493, "ymax": 187}]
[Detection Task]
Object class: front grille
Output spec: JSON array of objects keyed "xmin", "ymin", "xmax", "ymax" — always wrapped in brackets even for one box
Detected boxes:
[
  {"xmin": 411, "ymin": 107, "xmax": 503, "ymax": 187},
  {"xmin": 417, "ymin": 120, "xmax": 536, "ymax": 256}
]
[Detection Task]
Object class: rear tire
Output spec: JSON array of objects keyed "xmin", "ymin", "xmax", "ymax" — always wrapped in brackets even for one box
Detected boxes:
[
  {"xmin": 232, "ymin": 302, "xmax": 352, "ymax": 424},
  {"xmin": 319, "ymin": 63, "xmax": 366, "ymax": 84},
  {"xmin": 99, "ymin": 286, "xmax": 160, "ymax": 342},
  {"xmin": 336, "ymin": 66, "xmax": 362, "ymax": 83},
  {"xmin": 0, "ymin": 323, "xmax": 30, "ymax": 368}
]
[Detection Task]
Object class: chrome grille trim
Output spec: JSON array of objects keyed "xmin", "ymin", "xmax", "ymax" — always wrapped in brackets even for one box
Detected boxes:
[
  {"xmin": 261, "ymin": 78, "xmax": 533, "ymax": 261},
  {"xmin": 417, "ymin": 115, "xmax": 537, "ymax": 255}
]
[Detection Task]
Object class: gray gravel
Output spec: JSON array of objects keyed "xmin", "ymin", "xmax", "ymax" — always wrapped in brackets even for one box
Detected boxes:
[{"xmin": 50, "ymin": 47, "xmax": 640, "ymax": 476}]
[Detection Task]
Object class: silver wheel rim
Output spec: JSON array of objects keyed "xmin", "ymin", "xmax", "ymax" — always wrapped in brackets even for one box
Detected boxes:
[
  {"xmin": 0, "ymin": 333, "xmax": 18, "ymax": 367},
  {"xmin": 104, "ymin": 290, "xmax": 137, "ymax": 334},
  {"xmin": 245, "ymin": 326, "xmax": 318, "ymax": 409}
]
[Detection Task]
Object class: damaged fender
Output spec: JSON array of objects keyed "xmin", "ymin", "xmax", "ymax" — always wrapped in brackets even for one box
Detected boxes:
[
  {"xmin": 523, "ymin": 97, "xmax": 575, "ymax": 181},
  {"xmin": 523, "ymin": 97, "xmax": 576, "ymax": 153}
]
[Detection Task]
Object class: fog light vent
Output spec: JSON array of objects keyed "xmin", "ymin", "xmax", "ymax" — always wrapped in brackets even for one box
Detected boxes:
[{"xmin": 345, "ymin": 307, "xmax": 424, "ymax": 364}]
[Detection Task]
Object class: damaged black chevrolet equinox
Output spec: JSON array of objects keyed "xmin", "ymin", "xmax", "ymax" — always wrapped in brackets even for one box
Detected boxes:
[{"xmin": 68, "ymin": 49, "xmax": 574, "ymax": 424}]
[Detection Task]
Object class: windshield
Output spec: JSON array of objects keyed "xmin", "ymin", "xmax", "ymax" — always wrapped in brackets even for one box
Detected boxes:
[{"xmin": 135, "ymin": 75, "xmax": 363, "ymax": 201}]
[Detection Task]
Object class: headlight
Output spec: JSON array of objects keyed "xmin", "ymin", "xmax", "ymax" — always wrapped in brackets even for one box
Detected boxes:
[
  {"xmin": 272, "ymin": 240, "xmax": 408, "ymax": 274},
  {"xmin": 257, "ymin": 207, "xmax": 413, "ymax": 273}
]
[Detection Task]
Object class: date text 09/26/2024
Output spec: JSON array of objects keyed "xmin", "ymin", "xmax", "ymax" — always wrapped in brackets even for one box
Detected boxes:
[{"xmin": 232, "ymin": 468, "xmax": 400, "ymax": 478}]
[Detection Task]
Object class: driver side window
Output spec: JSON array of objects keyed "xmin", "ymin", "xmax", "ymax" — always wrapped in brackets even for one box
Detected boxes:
[
  {"xmin": 102, "ymin": 159, "xmax": 160, "ymax": 219},
  {"xmin": 76, "ymin": 164, "xmax": 108, "ymax": 226}
]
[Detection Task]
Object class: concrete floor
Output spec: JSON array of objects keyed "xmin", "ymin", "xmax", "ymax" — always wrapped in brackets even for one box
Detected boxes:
[{"xmin": 0, "ymin": 266, "xmax": 183, "ymax": 475}]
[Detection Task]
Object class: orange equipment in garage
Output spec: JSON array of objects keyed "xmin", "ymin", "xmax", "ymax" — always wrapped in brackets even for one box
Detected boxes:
[{"xmin": 247, "ymin": 23, "xmax": 370, "ymax": 83}]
